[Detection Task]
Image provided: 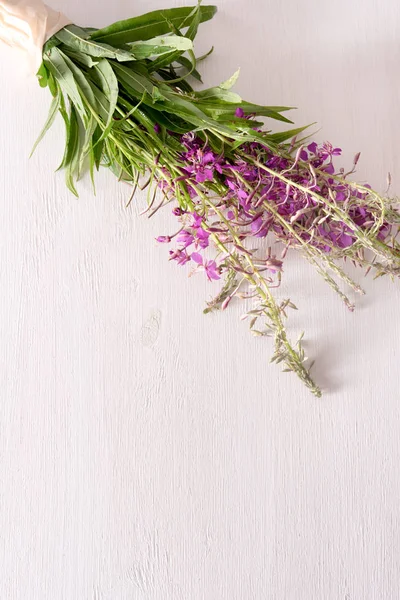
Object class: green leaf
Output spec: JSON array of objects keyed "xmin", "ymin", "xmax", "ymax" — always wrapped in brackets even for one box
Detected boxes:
[
  {"xmin": 197, "ymin": 46, "xmax": 214, "ymax": 62},
  {"xmin": 79, "ymin": 113, "xmax": 97, "ymax": 175},
  {"xmin": 93, "ymin": 60, "xmax": 119, "ymax": 138},
  {"xmin": 44, "ymin": 46, "xmax": 88, "ymax": 125},
  {"xmin": 61, "ymin": 48, "xmax": 100, "ymax": 68},
  {"xmin": 175, "ymin": 55, "xmax": 202, "ymax": 81},
  {"xmin": 130, "ymin": 34, "xmax": 193, "ymax": 59},
  {"xmin": 30, "ymin": 89, "xmax": 60, "ymax": 156},
  {"xmin": 43, "ymin": 36, "xmax": 61, "ymax": 54},
  {"xmin": 267, "ymin": 124, "xmax": 310, "ymax": 144},
  {"xmin": 36, "ymin": 62, "xmax": 49, "ymax": 88},
  {"xmin": 55, "ymin": 24, "xmax": 134, "ymax": 62},
  {"xmin": 220, "ymin": 68, "xmax": 240, "ymax": 90},
  {"xmin": 91, "ymin": 125, "xmax": 105, "ymax": 171},
  {"xmin": 85, "ymin": 79, "xmax": 112, "ymax": 123},
  {"xmin": 137, "ymin": 105, "xmax": 192, "ymax": 134},
  {"xmin": 186, "ymin": 3, "xmax": 202, "ymax": 41},
  {"xmin": 194, "ymin": 98, "xmax": 294, "ymax": 123},
  {"xmin": 65, "ymin": 107, "xmax": 81, "ymax": 196},
  {"xmin": 89, "ymin": 5, "xmax": 217, "ymax": 46},
  {"xmin": 112, "ymin": 62, "xmax": 155, "ymax": 98},
  {"xmin": 150, "ymin": 88, "xmax": 246, "ymax": 138},
  {"xmin": 152, "ymin": 86, "xmax": 166, "ymax": 102},
  {"xmin": 47, "ymin": 72, "xmax": 57, "ymax": 96},
  {"xmin": 153, "ymin": 11, "xmax": 199, "ymax": 83},
  {"xmin": 57, "ymin": 92, "xmax": 71, "ymax": 171},
  {"xmin": 61, "ymin": 50, "xmax": 98, "ymax": 109},
  {"xmin": 195, "ymin": 86, "xmax": 242, "ymax": 104},
  {"xmin": 148, "ymin": 49, "xmax": 183, "ymax": 72},
  {"xmin": 194, "ymin": 69, "xmax": 242, "ymax": 103}
]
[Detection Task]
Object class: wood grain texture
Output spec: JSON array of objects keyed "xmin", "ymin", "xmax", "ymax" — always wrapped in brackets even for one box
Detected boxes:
[{"xmin": 0, "ymin": 0, "xmax": 399, "ymax": 598}]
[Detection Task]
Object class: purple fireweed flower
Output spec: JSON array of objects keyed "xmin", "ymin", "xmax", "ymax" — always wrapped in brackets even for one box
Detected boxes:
[
  {"xmin": 335, "ymin": 227, "xmax": 354, "ymax": 249},
  {"xmin": 226, "ymin": 160, "xmax": 259, "ymax": 182},
  {"xmin": 177, "ymin": 230, "xmax": 194, "ymax": 248},
  {"xmin": 191, "ymin": 252, "xmax": 221, "ymax": 281},
  {"xmin": 181, "ymin": 135, "xmax": 225, "ymax": 184},
  {"xmin": 317, "ymin": 223, "xmax": 354, "ymax": 250},
  {"xmin": 322, "ymin": 162, "xmax": 335, "ymax": 175},
  {"xmin": 226, "ymin": 177, "xmax": 250, "ymax": 211},
  {"xmin": 320, "ymin": 142, "xmax": 342, "ymax": 160},
  {"xmin": 191, "ymin": 213, "xmax": 204, "ymax": 228},
  {"xmin": 250, "ymin": 216, "xmax": 269, "ymax": 238},
  {"xmin": 335, "ymin": 189, "xmax": 346, "ymax": 202},
  {"xmin": 184, "ymin": 213, "xmax": 210, "ymax": 249},
  {"xmin": 194, "ymin": 227, "xmax": 210, "ymax": 249},
  {"xmin": 195, "ymin": 167, "xmax": 214, "ymax": 183},
  {"xmin": 169, "ymin": 249, "xmax": 190, "ymax": 266}
]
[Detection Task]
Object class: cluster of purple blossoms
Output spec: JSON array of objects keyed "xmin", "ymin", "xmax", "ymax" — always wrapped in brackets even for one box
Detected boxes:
[
  {"xmin": 156, "ymin": 120, "xmax": 392, "ymax": 283},
  {"xmin": 157, "ymin": 210, "xmax": 220, "ymax": 280},
  {"xmin": 181, "ymin": 132, "xmax": 225, "ymax": 184}
]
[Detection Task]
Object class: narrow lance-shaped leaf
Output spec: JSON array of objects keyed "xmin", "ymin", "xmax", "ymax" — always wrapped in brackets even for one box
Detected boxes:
[
  {"xmin": 57, "ymin": 92, "xmax": 71, "ymax": 171},
  {"xmin": 93, "ymin": 60, "xmax": 119, "ymax": 140},
  {"xmin": 195, "ymin": 69, "xmax": 242, "ymax": 103},
  {"xmin": 267, "ymin": 124, "xmax": 311, "ymax": 144},
  {"xmin": 36, "ymin": 62, "xmax": 49, "ymax": 88},
  {"xmin": 130, "ymin": 34, "xmax": 193, "ymax": 59},
  {"xmin": 151, "ymin": 88, "xmax": 249, "ymax": 139},
  {"xmin": 61, "ymin": 50, "xmax": 98, "ymax": 109},
  {"xmin": 112, "ymin": 62, "xmax": 156, "ymax": 99},
  {"xmin": 186, "ymin": 2, "xmax": 202, "ymax": 41},
  {"xmin": 30, "ymin": 89, "xmax": 60, "ymax": 157},
  {"xmin": 62, "ymin": 105, "xmax": 81, "ymax": 196},
  {"xmin": 148, "ymin": 49, "xmax": 183, "ymax": 73},
  {"xmin": 55, "ymin": 25, "xmax": 135, "ymax": 62},
  {"xmin": 91, "ymin": 125, "xmax": 105, "ymax": 172},
  {"xmin": 47, "ymin": 71, "xmax": 57, "ymax": 97},
  {"xmin": 79, "ymin": 113, "xmax": 97, "ymax": 176},
  {"xmin": 89, "ymin": 5, "xmax": 217, "ymax": 45},
  {"xmin": 60, "ymin": 48, "xmax": 100, "ymax": 68},
  {"xmin": 219, "ymin": 69, "xmax": 241, "ymax": 90},
  {"xmin": 175, "ymin": 56, "xmax": 202, "ymax": 81},
  {"xmin": 194, "ymin": 99, "xmax": 295, "ymax": 123},
  {"xmin": 44, "ymin": 46, "xmax": 88, "ymax": 125},
  {"xmin": 156, "ymin": 10, "xmax": 198, "ymax": 83},
  {"xmin": 195, "ymin": 87, "xmax": 242, "ymax": 103}
]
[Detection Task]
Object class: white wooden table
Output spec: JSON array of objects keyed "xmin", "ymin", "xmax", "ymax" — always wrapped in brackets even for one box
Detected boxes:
[{"xmin": 0, "ymin": 0, "xmax": 399, "ymax": 598}]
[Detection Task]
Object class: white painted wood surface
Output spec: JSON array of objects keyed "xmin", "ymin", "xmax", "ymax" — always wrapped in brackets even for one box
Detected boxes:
[{"xmin": 1, "ymin": 0, "xmax": 400, "ymax": 598}]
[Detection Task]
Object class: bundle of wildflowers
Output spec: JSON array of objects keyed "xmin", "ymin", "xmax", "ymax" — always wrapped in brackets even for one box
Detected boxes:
[{"xmin": 3, "ymin": 1, "xmax": 400, "ymax": 396}]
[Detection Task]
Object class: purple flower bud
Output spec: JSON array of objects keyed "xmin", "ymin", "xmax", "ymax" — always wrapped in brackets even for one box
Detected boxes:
[
  {"xmin": 156, "ymin": 235, "xmax": 171, "ymax": 243},
  {"xmin": 154, "ymin": 123, "xmax": 161, "ymax": 134},
  {"xmin": 235, "ymin": 107, "xmax": 245, "ymax": 118}
]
